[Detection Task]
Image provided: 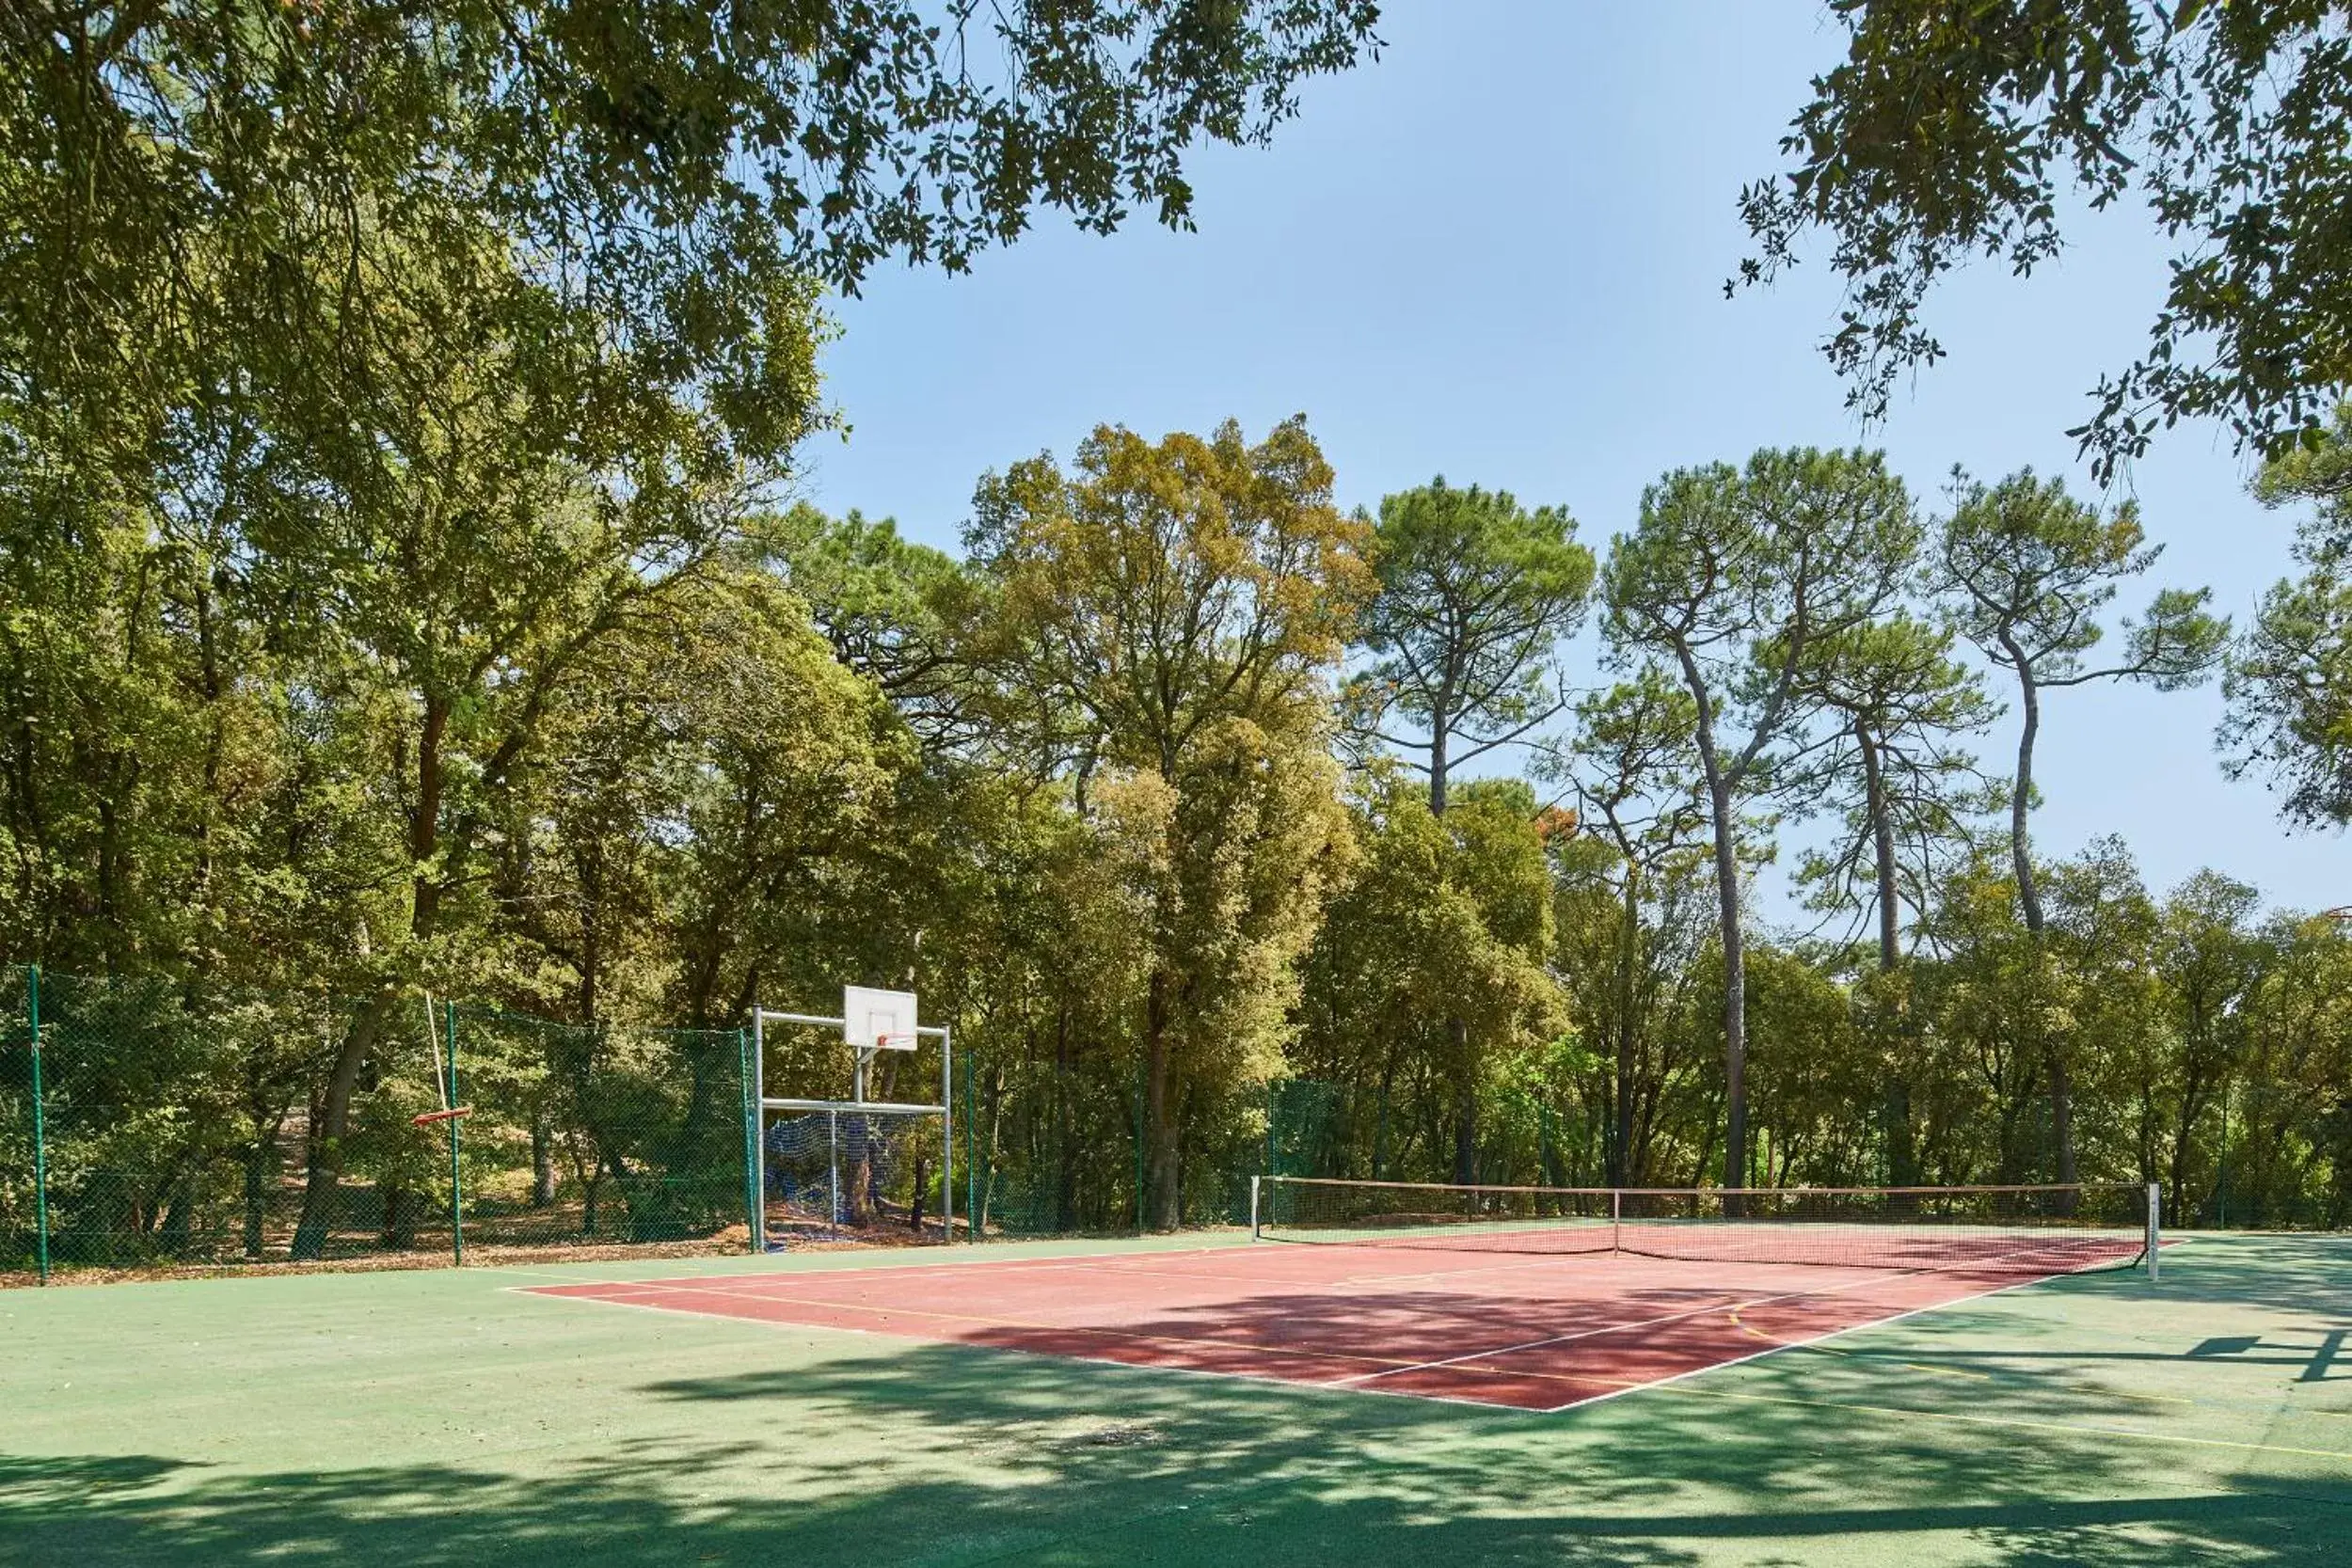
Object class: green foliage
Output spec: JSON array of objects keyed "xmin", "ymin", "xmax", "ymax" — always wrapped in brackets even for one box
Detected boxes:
[
  {"xmin": 1791, "ymin": 610, "xmax": 2001, "ymax": 965},
  {"xmin": 1346, "ymin": 477, "xmax": 1595, "ymax": 812},
  {"xmin": 1738, "ymin": 1, "xmax": 2352, "ymax": 477},
  {"xmin": 1934, "ymin": 467, "xmax": 2225, "ymax": 939},
  {"xmin": 966, "ymin": 417, "xmax": 1370, "ymax": 1227},
  {"xmin": 1604, "ymin": 447, "xmax": 1921, "ymax": 1186},
  {"xmin": 1293, "ymin": 770, "xmax": 1566, "ymax": 1184},
  {"xmin": 2224, "ymin": 407, "xmax": 2352, "ymax": 827}
]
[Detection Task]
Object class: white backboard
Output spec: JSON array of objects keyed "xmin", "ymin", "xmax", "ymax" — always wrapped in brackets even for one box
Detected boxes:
[{"xmin": 842, "ymin": 985, "xmax": 919, "ymax": 1051}]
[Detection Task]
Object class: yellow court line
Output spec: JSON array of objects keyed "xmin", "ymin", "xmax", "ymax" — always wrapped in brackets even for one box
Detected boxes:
[
  {"xmin": 558, "ymin": 1278, "xmax": 1425, "ymax": 1372},
  {"xmin": 1647, "ymin": 1380, "xmax": 2352, "ymax": 1465},
  {"xmin": 1727, "ymin": 1306, "xmax": 1994, "ymax": 1380}
]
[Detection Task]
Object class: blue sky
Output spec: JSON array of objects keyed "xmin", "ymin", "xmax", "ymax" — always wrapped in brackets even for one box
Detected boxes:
[{"xmin": 799, "ymin": 0, "xmax": 2351, "ymax": 924}]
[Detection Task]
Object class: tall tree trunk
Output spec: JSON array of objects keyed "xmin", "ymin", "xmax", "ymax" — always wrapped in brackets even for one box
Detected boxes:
[
  {"xmin": 1610, "ymin": 872, "xmax": 1640, "ymax": 1188},
  {"xmin": 1704, "ymin": 768, "xmax": 1746, "ymax": 1192},
  {"xmin": 289, "ymin": 993, "xmax": 392, "ymax": 1258},
  {"xmin": 292, "ymin": 693, "xmax": 450, "ymax": 1258},
  {"xmin": 1450, "ymin": 1014, "xmax": 1477, "ymax": 1185},
  {"xmin": 2001, "ymin": 647, "xmax": 2076, "ymax": 1189},
  {"xmin": 1427, "ymin": 716, "xmax": 1450, "ymax": 816},
  {"xmin": 1860, "ymin": 721, "xmax": 1917, "ymax": 1184},
  {"xmin": 1431, "ymin": 715, "xmax": 1479, "ymax": 1183},
  {"xmin": 1861, "ymin": 721, "xmax": 1899, "ymax": 970},
  {"xmin": 2008, "ymin": 656, "xmax": 2042, "ymax": 935},
  {"xmin": 1674, "ymin": 641, "xmax": 1749, "ymax": 1194},
  {"xmin": 1143, "ymin": 968, "xmax": 1180, "ymax": 1229}
]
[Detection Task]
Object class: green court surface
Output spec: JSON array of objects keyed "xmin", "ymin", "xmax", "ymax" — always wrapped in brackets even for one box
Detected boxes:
[{"xmin": 3, "ymin": 1232, "xmax": 2345, "ymax": 1566}]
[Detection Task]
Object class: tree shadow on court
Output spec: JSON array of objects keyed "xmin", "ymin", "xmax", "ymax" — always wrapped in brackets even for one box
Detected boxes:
[
  {"xmin": 6, "ymin": 1239, "xmax": 2345, "ymax": 1567},
  {"xmin": 4, "ymin": 1338, "xmax": 2344, "ymax": 1568},
  {"xmin": 2139, "ymin": 1233, "xmax": 2352, "ymax": 1320}
]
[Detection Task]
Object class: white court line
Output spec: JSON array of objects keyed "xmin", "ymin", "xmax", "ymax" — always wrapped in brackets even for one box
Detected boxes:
[
  {"xmin": 1336, "ymin": 1273, "xmax": 1904, "ymax": 1387},
  {"xmin": 508, "ymin": 1276, "xmax": 1520, "ymax": 1414},
  {"xmin": 1345, "ymin": 1235, "xmax": 2128, "ymax": 1390},
  {"xmin": 1535, "ymin": 1264, "xmax": 2107, "ymax": 1414},
  {"xmin": 510, "ymin": 1233, "xmax": 2149, "ymax": 1415}
]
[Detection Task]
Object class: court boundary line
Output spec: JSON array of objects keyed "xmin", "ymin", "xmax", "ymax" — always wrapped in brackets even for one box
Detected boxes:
[
  {"xmin": 520, "ymin": 1271, "xmax": 1737, "ymax": 1383},
  {"xmin": 505, "ymin": 1279, "xmax": 1522, "ymax": 1414},
  {"xmin": 1533, "ymin": 1265, "xmax": 2087, "ymax": 1414},
  {"xmin": 1645, "ymin": 1377, "xmax": 2352, "ymax": 1464},
  {"xmin": 1334, "ymin": 1274, "xmax": 1903, "ymax": 1387},
  {"xmin": 534, "ymin": 1275, "xmax": 1434, "ymax": 1373},
  {"xmin": 515, "ymin": 1246, "xmax": 2106, "ymax": 1414}
]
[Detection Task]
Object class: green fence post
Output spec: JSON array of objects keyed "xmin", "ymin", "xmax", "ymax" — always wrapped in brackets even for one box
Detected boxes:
[
  {"xmin": 1133, "ymin": 1056, "xmax": 1146, "ymax": 1235},
  {"xmin": 963, "ymin": 1045, "xmax": 977, "ymax": 1241},
  {"xmin": 445, "ymin": 1001, "xmax": 463, "ymax": 1266},
  {"xmin": 28, "ymin": 965, "xmax": 48, "ymax": 1286}
]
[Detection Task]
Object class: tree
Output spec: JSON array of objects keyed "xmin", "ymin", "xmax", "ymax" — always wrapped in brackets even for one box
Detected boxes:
[
  {"xmin": 2148, "ymin": 870, "xmax": 2265, "ymax": 1221},
  {"xmin": 1340, "ymin": 477, "xmax": 1590, "ymax": 1178},
  {"xmin": 1789, "ymin": 612, "xmax": 1999, "ymax": 1188},
  {"xmin": 757, "ymin": 506, "xmax": 984, "ymax": 750},
  {"xmin": 1294, "ymin": 771, "xmax": 1565, "ymax": 1186},
  {"xmin": 1548, "ymin": 672, "xmax": 1714, "ymax": 1186},
  {"xmin": 2233, "ymin": 911, "xmax": 2352, "ymax": 1227},
  {"xmin": 265, "ymin": 222, "xmax": 787, "ymax": 1256},
  {"xmin": 1604, "ymin": 448, "xmax": 1918, "ymax": 1189},
  {"xmin": 2222, "ymin": 406, "xmax": 2352, "ymax": 827},
  {"xmin": 1345, "ymin": 479, "xmax": 1595, "ymax": 815},
  {"xmin": 968, "ymin": 417, "xmax": 1373, "ymax": 1228},
  {"xmin": 1932, "ymin": 467, "xmax": 2224, "ymax": 1189},
  {"xmin": 1795, "ymin": 613, "xmax": 2000, "ymax": 973},
  {"xmin": 4, "ymin": 2, "xmax": 1381, "ymax": 475},
  {"xmin": 1737, "ymin": 3, "xmax": 2352, "ymax": 478}
]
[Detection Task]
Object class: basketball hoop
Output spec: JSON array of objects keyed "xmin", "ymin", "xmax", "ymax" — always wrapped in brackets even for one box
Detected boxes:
[
  {"xmin": 412, "ymin": 1105, "xmax": 473, "ymax": 1128},
  {"xmin": 871, "ymin": 1032, "xmax": 920, "ymax": 1053}
]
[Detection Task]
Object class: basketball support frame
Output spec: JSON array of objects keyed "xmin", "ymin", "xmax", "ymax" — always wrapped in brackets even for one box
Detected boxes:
[{"xmin": 748, "ymin": 1006, "xmax": 953, "ymax": 1251}]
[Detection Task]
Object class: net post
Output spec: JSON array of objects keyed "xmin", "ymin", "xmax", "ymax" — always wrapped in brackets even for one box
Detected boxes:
[
  {"xmin": 751, "ymin": 1006, "xmax": 767, "ymax": 1253},
  {"xmin": 444, "ymin": 1001, "xmax": 463, "ymax": 1267},
  {"xmin": 1250, "ymin": 1175, "xmax": 1263, "ymax": 1241},
  {"xmin": 738, "ymin": 1025, "xmax": 758, "ymax": 1254},
  {"xmin": 27, "ymin": 965, "xmax": 48, "ymax": 1286},
  {"xmin": 1611, "ymin": 1186, "xmax": 1621, "ymax": 1256},
  {"xmin": 2146, "ymin": 1180, "xmax": 2162, "ymax": 1283}
]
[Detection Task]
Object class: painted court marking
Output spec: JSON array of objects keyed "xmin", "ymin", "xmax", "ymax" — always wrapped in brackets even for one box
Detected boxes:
[{"xmin": 515, "ymin": 1239, "xmax": 2145, "ymax": 1413}]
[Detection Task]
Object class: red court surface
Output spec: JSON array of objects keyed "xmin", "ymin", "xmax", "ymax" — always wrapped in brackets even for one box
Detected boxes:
[{"xmin": 519, "ymin": 1240, "xmax": 2106, "ymax": 1412}]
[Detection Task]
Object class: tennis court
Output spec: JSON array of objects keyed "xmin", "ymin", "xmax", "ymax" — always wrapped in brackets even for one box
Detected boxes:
[
  {"xmin": 521, "ymin": 1182, "xmax": 2156, "ymax": 1411},
  {"xmin": 5, "ymin": 1209, "xmax": 2346, "ymax": 1565}
]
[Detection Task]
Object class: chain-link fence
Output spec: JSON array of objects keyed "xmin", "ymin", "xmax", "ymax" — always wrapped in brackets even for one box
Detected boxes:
[
  {"xmin": 1, "ymin": 968, "xmax": 760, "ymax": 1280},
  {"xmin": 3, "ymin": 967, "xmax": 1614, "ymax": 1281}
]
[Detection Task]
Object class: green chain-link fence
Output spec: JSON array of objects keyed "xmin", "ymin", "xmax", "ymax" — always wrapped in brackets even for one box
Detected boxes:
[
  {"xmin": 2, "ymin": 967, "xmax": 761, "ymax": 1280},
  {"xmin": 6, "ymin": 967, "xmax": 1618, "ymax": 1279}
]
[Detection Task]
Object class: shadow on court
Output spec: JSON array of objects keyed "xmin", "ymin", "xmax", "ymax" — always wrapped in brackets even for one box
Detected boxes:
[
  {"xmin": 8, "ymin": 1322, "xmax": 2345, "ymax": 1568},
  {"xmin": 4, "ymin": 1234, "xmax": 2345, "ymax": 1567}
]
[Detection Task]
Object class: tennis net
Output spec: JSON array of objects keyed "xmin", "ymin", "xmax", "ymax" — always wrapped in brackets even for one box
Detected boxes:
[{"xmin": 1251, "ymin": 1178, "xmax": 2160, "ymax": 1275}]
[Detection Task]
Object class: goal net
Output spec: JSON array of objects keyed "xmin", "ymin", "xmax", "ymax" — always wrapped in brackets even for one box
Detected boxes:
[
  {"xmin": 763, "ymin": 1105, "xmax": 945, "ymax": 1239},
  {"xmin": 750, "ymin": 990, "xmax": 953, "ymax": 1248}
]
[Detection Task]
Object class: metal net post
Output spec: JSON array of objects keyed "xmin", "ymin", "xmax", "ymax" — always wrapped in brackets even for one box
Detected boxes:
[
  {"xmin": 751, "ymin": 1008, "xmax": 767, "ymax": 1253},
  {"xmin": 444, "ymin": 1000, "xmax": 463, "ymax": 1266},
  {"xmin": 738, "ymin": 1027, "xmax": 759, "ymax": 1253}
]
